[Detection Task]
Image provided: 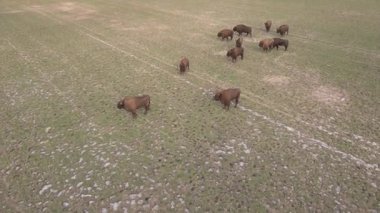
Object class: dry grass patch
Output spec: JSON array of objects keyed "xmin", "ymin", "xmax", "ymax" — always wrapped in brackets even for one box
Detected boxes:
[
  {"xmin": 312, "ymin": 85, "xmax": 349, "ymax": 105},
  {"xmin": 336, "ymin": 10, "xmax": 363, "ymax": 18},
  {"xmin": 213, "ymin": 50, "xmax": 226, "ymax": 56},
  {"xmin": 31, "ymin": 2, "xmax": 96, "ymax": 20},
  {"xmin": 263, "ymin": 75, "xmax": 290, "ymax": 87},
  {"xmin": 109, "ymin": 19, "xmax": 169, "ymax": 32}
]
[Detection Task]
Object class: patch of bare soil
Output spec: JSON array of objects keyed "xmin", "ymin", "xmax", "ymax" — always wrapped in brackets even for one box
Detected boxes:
[
  {"xmin": 109, "ymin": 19, "xmax": 169, "ymax": 32},
  {"xmin": 31, "ymin": 2, "xmax": 96, "ymax": 20},
  {"xmin": 263, "ymin": 75, "xmax": 290, "ymax": 87},
  {"xmin": 312, "ymin": 86, "xmax": 349, "ymax": 105},
  {"xmin": 273, "ymin": 54, "xmax": 349, "ymax": 107},
  {"xmin": 336, "ymin": 10, "xmax": 363, "ymax": 18},
  {"xmin": 213, "ymin": 50, "xmax": 226, "ymax": 56},
  {"xmin": 242, "ymin": 37, "xmax": 260, "ymax": 43}
]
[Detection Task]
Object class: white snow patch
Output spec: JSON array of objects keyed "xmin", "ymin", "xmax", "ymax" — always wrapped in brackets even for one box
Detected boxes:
[
  {"xmin": 45, "ymin": 127, "xmax": 51, "ymax": 133},
  {"xmin": 110, "ymin": 201, "xmax": 121, "ymax": 211},
  {"xmin": 39, "ymin": 184, "xmax": 52, "ymax": 195},
  {"xmin": 62, "ymin": 202, "xmax": 69, "ymax": 208}
]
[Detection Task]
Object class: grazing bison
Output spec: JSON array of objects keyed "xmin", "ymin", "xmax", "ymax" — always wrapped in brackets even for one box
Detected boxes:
[
  {"xmin": 264, "ymin": 20, "xmax": 272, "ymax": 32},
  {"xmin": 226, "ymin": 47, "xmax": 244, "ymax": 62},
  {"xmin": 259, "ymin": 38, "xmax": 274, "ymax": 52},
  {"xmin": 217, "ymin": 29, "xmax": 234, "ymax": 40},
  {"xmin": 179, "ymin": 57, "xmax": 189, "ymax": 73},
  {"xmin": 235, "ymin": 37, "xmax": 243, "ymax": 47},
  {"xmin": 276, "ymin": 24, "xmax": 289, "ymax": 36},
  {"xmin": 117, "ymin": 95, "xmax": 150, "ymax": 118},
  {"xmin": 233, "ymin": 24, "xmax": 252, "ymax": 37},
  {"xmin": 272, "ymin": 38, "xmax": 288, "ymax": 51},
  {"xmin": 214, "ymin": 88, "xmax": 241, "ymax": 110}
]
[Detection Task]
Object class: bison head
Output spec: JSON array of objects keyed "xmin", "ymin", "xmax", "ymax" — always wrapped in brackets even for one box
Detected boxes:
[
  {"xmin": 179, "ymin": 64, "xmax": 186, "ymax": 72},
  {"xmin": 117, "ymin": 100, "xmax": 124, "ymax": 109},
  {"xmin": 214, "ymin": 92, "xmax": 222, "ymax": 101},
  {"xmin": 217, "ymin": 32, "xmax": 222, "ymax": 37},
  {"xmin": 226, "ymin": 50, "xmax": 232, "ymax": 57},
  {"xmin": 258, "ymin": 40, "xmax": 264, "ymax": 47}
]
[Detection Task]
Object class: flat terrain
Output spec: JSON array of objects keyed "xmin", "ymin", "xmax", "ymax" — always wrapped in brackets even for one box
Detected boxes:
[{"xmin": 0, "ymin": 0, "xmax": 379, "ymax": 212}]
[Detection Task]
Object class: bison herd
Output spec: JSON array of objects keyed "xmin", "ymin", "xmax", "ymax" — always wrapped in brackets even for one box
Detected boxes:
[{"xmin": 118, "ymin": 21, "xmax": 290, "ymax": 118}]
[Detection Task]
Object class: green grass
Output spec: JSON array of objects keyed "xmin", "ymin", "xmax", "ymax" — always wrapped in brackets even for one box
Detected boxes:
[{"xmin": 0, "ymin": 0, "xmax": 379, "ymax": 212}]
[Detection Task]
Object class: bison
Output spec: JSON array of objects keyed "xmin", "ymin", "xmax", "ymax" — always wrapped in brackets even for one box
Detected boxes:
[
  {"xmin": 264, "ymin": 20, "xmax": 272, "ymax": 32},
  {"xmin": 259, "ymin": 38, "xmax": 274, "ymax": 52},
  {"xmin": 217, "ymin": 29, "xmax": 234, "ymax": 40},
  {"xmin": 214, "ymin": 88, "xmax": 241, "ymax": 110},
  {"xmin": 117, "ymin": 95, "xmax": 150, "ymax": 118},
  {"xmin": 235, "ymin": 37, "xmax": 243, "ymax": 48},
  {"xmin": 276, "ymin": 24, "xmax": 289, "ymax": 36},
  {"xmin": 272, "ymin": 38, "xmax": 288, "ymax": 51},
  {"xmin": 233, "ymin": 24, "xmax": 252, "ymax": 37},
  {"xmin": 226, "ymin": 47, "xmax": 244, "ymax": 62},
  {"xmin": 179, "ymin": 57, "xmax": 189, "ymax": 73}
]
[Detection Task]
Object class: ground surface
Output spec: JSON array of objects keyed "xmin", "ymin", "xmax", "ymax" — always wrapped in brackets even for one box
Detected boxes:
[{"xmin": 0, "ymin": 0, "xmax": 379, "ymax": 212}]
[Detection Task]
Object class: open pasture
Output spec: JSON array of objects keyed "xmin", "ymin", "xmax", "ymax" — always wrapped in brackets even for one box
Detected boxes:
[{"xmin": 0, "ymin": 0, "xmax": 379, "ymax": 211}]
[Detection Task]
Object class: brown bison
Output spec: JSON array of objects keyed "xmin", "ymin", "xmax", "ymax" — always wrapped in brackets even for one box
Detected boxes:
[
  {"xmin": 259, "ymin": 38, "xmax": 274, "ymax": 52},
  {"xmin": 179, "ymin": 57, "xmax": 189, "ymax": 73},
  {"xmin": 272, "ymin": 38, "xmax": 288, "ymax": 51},
  {"xmin": 226, "ymin": 47, "xmax": 244, "ymax": 62},
  {"xmin": 235, "ymin": 37, "xmax": 243, "ymax": 47},
  {"xmin": 264, "ymin": 20, "xmax": 272, "ymax": 32},
  {"xmin": 276, "ymin": 25, "xmax": 289, "ymax": 36},
  {"xmin": 214, "ymin": 88, "xmax": 241, "ymax": 110},
  {"xmin": 217, "ymin": 29, "xmax": 234, "ymax": 40},
  {"xmin": 233, "ymin": 24, "xmax": 252, "ymax": 37},
  {"xmin": 117, "ymin": 95, "xmax": 150, "ymax": 118}
]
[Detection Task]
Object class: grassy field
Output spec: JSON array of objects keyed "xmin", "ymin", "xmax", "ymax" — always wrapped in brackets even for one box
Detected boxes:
[{"xmin": 0, "ymin": 0, "xmax": 379, "ymax": 212}]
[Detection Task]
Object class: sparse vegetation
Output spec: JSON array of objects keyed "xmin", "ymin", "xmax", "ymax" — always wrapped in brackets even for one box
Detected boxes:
[{"xmin": 0, "ymin": 0, "xmax": 379, "ymax": 212}]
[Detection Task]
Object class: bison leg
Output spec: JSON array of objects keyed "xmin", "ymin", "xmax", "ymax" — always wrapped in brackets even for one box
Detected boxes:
[
  {"xmin": 131, "ymin": 111, "xmax": 138, "ymax": 118},
  {"xmin": 224, "ymin": 103, "xmax": 230, "ymax": 110},
  {"xmin": 235, "ymin": 96, "xmax": 240, "ymax": 108},
  {"xmin": 144, "ymin": 105, "xmax": 149, "ymax": 114}
]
